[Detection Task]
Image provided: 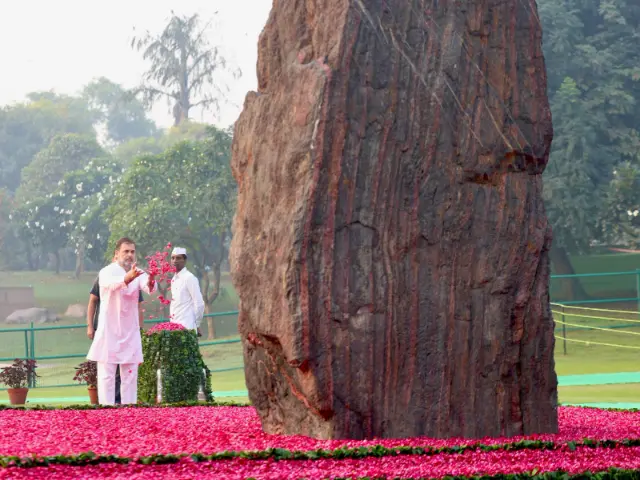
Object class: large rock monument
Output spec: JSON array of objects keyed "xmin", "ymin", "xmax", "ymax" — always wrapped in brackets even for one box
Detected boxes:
[{"xmin": 230, "ymin": 0, "xmax": 558, "ymax": 440}]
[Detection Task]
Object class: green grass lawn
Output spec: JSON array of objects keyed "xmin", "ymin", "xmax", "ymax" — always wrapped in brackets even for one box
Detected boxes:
[
  {"xmin": 552, "ymin": 252, "xmax": 640, "ymax": 302},
  {"xmin": 2, "ymin": 264, "xmax": 640, "ymax": 406},
  {"xmin": 0, "ymin": 270, "xmax": 240, "ymax": 360},
  {"xmin": 0, "ymin": 271, "xmax": 101, "ymax": 313},
  {"xmin": 559, "ymin": 384, "xmax": 640, "ymax": 404},
  {"xmin": 0, "ymin": 270, "xmax": 239, "ymax": 315}
]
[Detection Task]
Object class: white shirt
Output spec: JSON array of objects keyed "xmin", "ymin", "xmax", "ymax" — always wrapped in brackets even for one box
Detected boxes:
[
  {"xmin": 170, "ymin": 267, "xmax": 205, "ymax": 330},
  {"xmin": 87, "ymin": 263, "xmax": 155, "ymax": 364}
]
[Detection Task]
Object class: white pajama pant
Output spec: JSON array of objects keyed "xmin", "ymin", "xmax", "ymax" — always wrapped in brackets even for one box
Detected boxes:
[{"xmin": 97, "ymin": 362, "xmax": 138, "ymax": 405}]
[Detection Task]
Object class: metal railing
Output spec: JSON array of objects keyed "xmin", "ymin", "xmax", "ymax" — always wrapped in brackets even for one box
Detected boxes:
[
  {"xmin": 4, "ymin": 268, "xmax": 640, "ymax": 391},
  {"xmin": 0, "ymin": 311, "xmax": 240, "ymax": 390},
  {"xmin": 550, "ymin": 269, "xmax": 640, "ymax": 308}
]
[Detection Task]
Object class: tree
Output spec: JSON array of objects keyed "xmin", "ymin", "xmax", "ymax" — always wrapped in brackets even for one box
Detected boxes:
[
  {"xmin": 83, "ymin": 77, "xmax": 158, "ymax": 145},
  {"xmin": 131, "ymin": 12, "xmax": 240, "ymax": 126},
  {"xmin": 600, "ymin": 163, "xmax": 640, "ymax": 247},
  {"xmin": 538, "ymin": 0, "xmax": 640, "ymax": 299},
  {"xmin": 12, "ymin": 134, "xmax": 107, "ymax": 272},
  {"xmin": 11, "ymin": 156, "xmax": 121, "ymax": 276},
  {"xmin": 113, "ymin": 120, "xmax": 211, "ymax": 164},
  {"xmin": 0, "ymin": 92, "xmax": 96, "ymax": 191},
  {"xmin": 11, "ymin": 196, "xmax": 74, "ymax": 274},
  {"xmin": 0, "ymin": 190, "xmax": 32, "ymax": 270},
  {"xmin": 18, "ymin": 134, "xmax": 106, "ymax": 195},
  {"xmin": 542, "ymin": 77, "xmax": 615, "ymax": 299},
  {"xmin": 0, "ymin": 189, "xmax": 12, "ymax": 264},
  {"xmin": 56, "ymin": 157, "xmax": 124, "ymax": 277},
  {"xmin": 106, "ymin": 127, "xmax": 235, "ymax": 338}
]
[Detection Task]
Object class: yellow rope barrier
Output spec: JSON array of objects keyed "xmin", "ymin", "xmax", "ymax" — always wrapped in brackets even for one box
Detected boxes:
[
  {"xmin": 553, "ymin": 318, "xmax": 640, "ymax": 336},
  {"xmin": 553, "ymin": 335, "xmax": 640, "ymax": 350},
  {"xmin": 550, "ymin": 310, "xmax": 640, "ymax": 324},
  {"xmin": 550, "ymin": 302, "xmax": 640, "ymax": 315}
]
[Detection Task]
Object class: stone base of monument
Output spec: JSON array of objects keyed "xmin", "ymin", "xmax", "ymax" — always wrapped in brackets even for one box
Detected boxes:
[
  {"xmin": 230, "ymin": 0, "xmax": 558, "ymax": 440},
  {"xmin": 138, "ymin": 324, "xmax": 212, "ymax": 404}
]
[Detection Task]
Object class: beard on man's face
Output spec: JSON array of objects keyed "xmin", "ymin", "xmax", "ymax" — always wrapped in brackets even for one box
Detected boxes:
[{"xmin": 118, "ymin": 257, "xmax": 134, "ymax": 271}]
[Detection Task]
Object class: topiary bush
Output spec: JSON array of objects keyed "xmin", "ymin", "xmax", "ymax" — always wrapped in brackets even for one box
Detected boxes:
[{"xmin": 138, "ymin": 323, "xmax": 213, "ymax": 404}]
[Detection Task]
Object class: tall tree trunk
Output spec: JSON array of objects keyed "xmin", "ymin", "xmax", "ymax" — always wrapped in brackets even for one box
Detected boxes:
[
  {"xmin": 205, "ymin": 232, "xmax": 227, "ymax": 340},
  {"xmin": 75, "ymin": 242, "xmax": 85, "ymax": 279},
  {"xmin": 549, "ymin": 245, "xmax": 590, "ymax": 302},
  {"xmin": 172, "ymin": 102, "xmax": 187, "ymax": 126},
  {"xmin": 26, "ymin": 245, "xmax": 35, "ymax": 271},
  {"xmin": 204, "ymin": 272, "xmax": 216, "ymax": 340},
  {"xmin": 53, "ymin": 251, "xmax": 61, "ymax": 275},
  {"xmin": 205, "ymin": 302, "xmax": 214, "ymax": 339}
]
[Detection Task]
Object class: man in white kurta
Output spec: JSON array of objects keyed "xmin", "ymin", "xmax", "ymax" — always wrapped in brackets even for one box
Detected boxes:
[
  {"xmin": 87, "ymin": 238, "xmax": 155, "ymax": 405},
  {"xmin": 169, "ymin": 247, "xmax": 205, "ymax": 334}
]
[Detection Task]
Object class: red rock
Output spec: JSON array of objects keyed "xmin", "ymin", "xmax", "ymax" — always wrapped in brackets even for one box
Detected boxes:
[{"xmin": 230, "ymin": 0, "xmax": 557, "ymax": 439}]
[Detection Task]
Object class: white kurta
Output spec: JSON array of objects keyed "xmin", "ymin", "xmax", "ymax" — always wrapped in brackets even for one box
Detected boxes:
[
  {"xmin": 87, "ymin": 262, "xmax": 154, "ymax": 364},
  {"xmin": 169, "ymin": 267, "xmax": 205, "ymax": 331}
]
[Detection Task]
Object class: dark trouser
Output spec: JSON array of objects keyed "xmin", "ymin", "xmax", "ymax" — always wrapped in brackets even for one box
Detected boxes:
[{"xmin": 115, "ymin": 365, "xmax": 121, "ymax": 404}]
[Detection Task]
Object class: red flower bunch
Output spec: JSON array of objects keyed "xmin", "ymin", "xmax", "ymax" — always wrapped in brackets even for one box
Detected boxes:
[
  {"xmin": 143, "ymin": 243, "xmax": 176, "ymax": 320},
  {"xmin": 157, "ymin": 294, "xmax": 171, "ymax": 306},
  {"xmin": 146, "ymin": 322, "xmax": 186, "ymax": 336},
  {"xmin": 146, "ymin": 243, "xmax": 176, "ymax": 279}
]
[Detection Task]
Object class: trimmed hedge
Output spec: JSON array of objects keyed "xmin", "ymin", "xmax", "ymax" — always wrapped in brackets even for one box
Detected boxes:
[
  {"xmin": 138, "ymin": 328, "xmax": 213, "ymax": 403},
  {"xmin": 2, "ymin": 438, "xmax": 640, "ymax": 468}
]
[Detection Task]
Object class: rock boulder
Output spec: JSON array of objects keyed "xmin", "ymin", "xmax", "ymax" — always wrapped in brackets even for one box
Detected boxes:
[
  {"xmin": 230, "ymin": 0, "xmax": 557, "ymax": 439},
  {"xmin": 5, "ymin": 308, "xmax": 59, "ymax": 324},
  {"xmin": 64, "ymin": 304, "xmax": 86, "ymax": 318}
]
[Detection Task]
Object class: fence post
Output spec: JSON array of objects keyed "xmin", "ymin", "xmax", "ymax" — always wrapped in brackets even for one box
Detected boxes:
[
  {"xmin": 23, "ymin": 329, "xmax": 29, "ymax": 359},
  {"xmin": 29, "ymin": 322, "xmax": 35, "ymax": 388},
  {"xmin": 561, "ymin": 304, "xmax": 567, "ymax": 355},
  {"xmin": 636, "ymin": 269, "xmax": 640, "ymax": 313}
]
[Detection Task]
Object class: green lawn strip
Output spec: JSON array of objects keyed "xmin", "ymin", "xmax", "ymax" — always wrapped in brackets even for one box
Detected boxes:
[
  {"xmin": 0, "ymin": 400, "xmax": 250, "ymax": 411},
  {"xmin": 1, "ymin": 439, "xmax": 639, "ymax": 468},
  {"xmin": 1, "ymin": 401, "xmax": 635, "ymax": 412},
  {"xmin": 559, "ymin": 384, "xmax": 640, "ymax": 404}
]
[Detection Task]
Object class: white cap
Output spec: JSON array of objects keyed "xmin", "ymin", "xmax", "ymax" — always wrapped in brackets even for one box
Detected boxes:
[{"xmin": 172, "ymin": 247, "xmax": 187, "ymax": 256}]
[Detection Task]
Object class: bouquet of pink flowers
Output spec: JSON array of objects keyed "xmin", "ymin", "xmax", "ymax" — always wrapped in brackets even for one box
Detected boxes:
[
  {"xmin": 141, "ymin": 243, "xmax": 176, "ymax": 318},
  {"xmin": 146, "ymin": 321, "xmax": 186, "ymax": 336}
]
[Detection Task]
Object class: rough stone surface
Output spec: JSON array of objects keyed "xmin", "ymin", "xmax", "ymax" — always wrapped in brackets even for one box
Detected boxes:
[
  {"xmin": 64, "ymin": 304, "xmax": 86, "ymax": 318},
  {"xmin": 5, "ymin": 308, "xmax": 59, "ymax": 324},
  {"xmin": 230, "ymin": 0, "xmax": 558, "ymax": 440}
]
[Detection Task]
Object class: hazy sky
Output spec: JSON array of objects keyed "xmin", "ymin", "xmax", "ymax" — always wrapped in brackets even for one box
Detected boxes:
[{"xmin": 0, "ymin": 0, "xmax": 272, "ymax": 128}]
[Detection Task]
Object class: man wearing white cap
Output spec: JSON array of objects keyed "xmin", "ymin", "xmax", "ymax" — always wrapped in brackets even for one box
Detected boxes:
[{"xmin": 170, "ymin": 247, "xmax": 205, "ymax": 336}]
